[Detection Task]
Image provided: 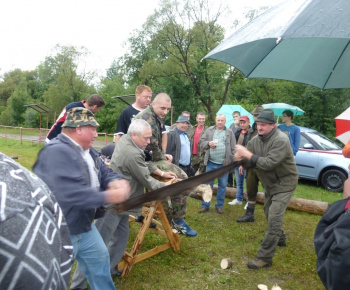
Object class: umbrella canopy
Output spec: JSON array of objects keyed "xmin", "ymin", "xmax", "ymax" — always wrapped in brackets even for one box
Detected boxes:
[
  {"xmin": 203, "ymin": 0, "xmax": 350, "ymax": 90},
  {"xmin": 262, "ymin": 103, "xmax": 305, "ymax": 117},
  {"xmin": 335, "ymin": 107, "xmax": 350, "ymax": 144},
  {"xmin": 216, "ymin": 105, "xmax": 254, "ymax": 128}
]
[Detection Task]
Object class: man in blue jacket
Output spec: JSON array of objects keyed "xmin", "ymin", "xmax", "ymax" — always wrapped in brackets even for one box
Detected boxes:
[{"xmin": 33, "ymin": 107, "xmax": 131, "ymax": 290}]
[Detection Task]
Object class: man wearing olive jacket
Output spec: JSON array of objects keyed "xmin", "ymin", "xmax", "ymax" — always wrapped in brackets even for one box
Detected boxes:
[{"xmin": 235, "ymin": 109, "xmax": 298, "ymax": 270}]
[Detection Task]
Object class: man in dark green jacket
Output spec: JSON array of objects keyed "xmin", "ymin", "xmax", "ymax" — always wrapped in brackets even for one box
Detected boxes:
[{"xmin": 235, "ymin": 109, "xmax": 298, "ymax": 270}]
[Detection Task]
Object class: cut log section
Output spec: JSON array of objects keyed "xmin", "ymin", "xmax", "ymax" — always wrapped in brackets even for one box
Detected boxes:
[
  {"xmin": 213, "ymin": 185, "xmax": 329, "ymax": 215},
  {"xmin": 257, "ymin": 285, "xmax": 268, "ymax": 290},
  {"xmin": 220, "ymin": 258, "xmax": 233, "ymax": 269},
  {"xmin": 188, "ymin": 184, "xmax": 212, "ymax": 202}
]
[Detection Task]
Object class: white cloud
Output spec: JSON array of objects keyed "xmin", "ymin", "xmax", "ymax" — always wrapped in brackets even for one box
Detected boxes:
[{"xmin": 0, "ymin": 0, "xmax": 284, "ymax": 77}]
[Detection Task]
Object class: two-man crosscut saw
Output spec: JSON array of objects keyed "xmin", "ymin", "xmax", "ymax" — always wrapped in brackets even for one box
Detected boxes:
[{"xmin": 109, "ymin": 161, "xmax": 240, "ymax": 213}]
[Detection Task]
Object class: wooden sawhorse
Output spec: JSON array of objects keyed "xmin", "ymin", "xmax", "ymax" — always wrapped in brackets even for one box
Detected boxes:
[{"xmin": 117, "ymin": 201, "xmax": 181, "ymax": 277}]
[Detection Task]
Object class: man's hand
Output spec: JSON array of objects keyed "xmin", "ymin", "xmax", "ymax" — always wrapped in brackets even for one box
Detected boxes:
[
  {"xmin": 343, "ymin": 177, "xmax": 350, "ymax": 199},
  {"xmin": 165, "ymin": 154, "xmax": 173, "ymax": 162},
  {"xmin": 164, "ymin": 177, "xmax": 176, "ymax": 186},
  {"xmin": 234, "ymin": 144, "xmax": 253, "ymax": 161},
  {"xmin": 163, "ymin": 171, "xmax": 177, "ymax": 179},
  {"xmin": 238, "ymin": 165, "xmax": 244, "ymax": 175},
  {"xmin": 208, "ymin": 141, "xmax": 216, "ymax": 149},
  {"xmin": 104, "ymin": 179, "xmax": 131, "ymax": 204}
]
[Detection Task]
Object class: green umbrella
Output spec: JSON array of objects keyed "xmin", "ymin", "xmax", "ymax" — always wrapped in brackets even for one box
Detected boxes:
[
  {"xmin": 262, "ymin": 103, "xmax": 305, "ymax": 117},
  {"xmin": 203, "ymin": 0, "xmax": 350, "ymax": 90}
]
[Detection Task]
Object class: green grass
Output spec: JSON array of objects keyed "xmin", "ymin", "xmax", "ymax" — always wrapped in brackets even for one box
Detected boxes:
[
  {"xmin": 116, "ymin": 198, "xmax": 324, "ymax": 289},
  {"xmin": 0, "ymin": 138, "xmax": 335, "ymax": 289},
  {"xmin": 0, "ymin": 138, "xmax": 43, "ymax": 170},
  {"xmin": 0, "ymin": 126, "xmax": 114, "ymax": 143}
]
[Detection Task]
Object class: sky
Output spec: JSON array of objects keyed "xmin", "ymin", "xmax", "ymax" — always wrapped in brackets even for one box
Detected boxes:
[{"xmin": 0, "ymin": 0, "xmax": 286, "ymax": 78}]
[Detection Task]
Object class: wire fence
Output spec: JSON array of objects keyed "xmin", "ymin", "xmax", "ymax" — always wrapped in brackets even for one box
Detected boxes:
[{"xmin": 0, "ymin": 125, "xmax": 115, "ymax": 148}]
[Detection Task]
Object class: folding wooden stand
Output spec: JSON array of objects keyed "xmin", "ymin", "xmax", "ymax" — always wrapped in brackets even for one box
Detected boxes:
[{"xmin": 117, "ymin": 201, "xmax": 181, "ymax": 277}]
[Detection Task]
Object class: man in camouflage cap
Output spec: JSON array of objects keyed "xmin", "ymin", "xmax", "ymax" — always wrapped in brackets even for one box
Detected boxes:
[
  {"xmin": 134, "ymin": 93, "xmax": 197, "ymax": 237},
  {"xmin": 34, "ymin": 107, "xmax": 131, "ymax": 290}
]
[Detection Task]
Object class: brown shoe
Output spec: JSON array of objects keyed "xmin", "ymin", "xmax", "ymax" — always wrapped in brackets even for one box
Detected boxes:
[
  {"xmin": 216, "ymin": 207, "xmax": 224, "ymax": 214},
  {"xmin": 247, "ymin": 258, "xmax": 272, "ymax": 269},
  {"xmin": 198, "ymin": 207, "xmax": 209, "ymax": 213}
]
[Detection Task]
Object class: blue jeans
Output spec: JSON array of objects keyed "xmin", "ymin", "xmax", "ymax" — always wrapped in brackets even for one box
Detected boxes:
[
  {"xmin": 70, "ymin": 223, "xmax": 115, "ymax": 290},
  {"xmin": 235, "ymin": 167, "xmax": 246, "ymax": 202},
  {"xmin": 201, "ymin": 160, "xmax": 228, "ymax": 209},
  {"xmin": 70, "ymin": 213, "xmax": 130, "ymax": 289}
]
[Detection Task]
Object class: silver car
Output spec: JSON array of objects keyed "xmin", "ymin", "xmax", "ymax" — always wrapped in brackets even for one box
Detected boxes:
[{"xmin": 295, "ymin": 127, "xmax": 349, "ymax": 192}]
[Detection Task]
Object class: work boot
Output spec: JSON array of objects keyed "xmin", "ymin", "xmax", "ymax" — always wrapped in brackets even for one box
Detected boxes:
[
  {"xmin": 172, "ymin": 219, "xmax": 197, "ymax": 237},
  {"xmin": 278, "ymin": 240, "xmax": 287, "ymax": 247},
  {"xmin": 216, "ymin": 207, "xmax": 224, "ymax": 214},
  {"xmin": 237, "ymin": 204, "xmax": 255, "ymax": 222},
  {"xmin": 135, "ymin": 215, "xmax": 157, "ymax": 228},
  {"xmin": 247, "ymin": 258, "xmax": 272, "ymax": 269},
  {"xmin": 198, "ymin": 207, "xmax": 209, "ymax": 213}
]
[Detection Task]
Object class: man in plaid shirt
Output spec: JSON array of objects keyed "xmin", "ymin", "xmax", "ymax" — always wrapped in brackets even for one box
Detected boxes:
[{"xmin": 198, "ymin": 114, "xmax": 236, "ymax": 214}]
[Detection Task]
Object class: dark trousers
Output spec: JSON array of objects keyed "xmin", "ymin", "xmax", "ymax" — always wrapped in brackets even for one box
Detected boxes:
[
  {"xmin": 179, "ymin": 164, "xmax": 195, "ymax": 177},
  {"xmin": 246, "ymin": 168, "xmax": 261, "ymax": 202},
  {"xmin": 258, "ymin": 189, "xmax": 294, "ymax": 263},
  {"xmin": 227, "ymin": 170, "xmax": 236, "ymax": 187}
]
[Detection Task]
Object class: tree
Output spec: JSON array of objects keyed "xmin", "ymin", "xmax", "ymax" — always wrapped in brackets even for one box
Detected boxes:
[
  {"xmin": 0, "ymin": 69, "xmax": 27, "ymax": 107},
  {"xmin": 38, "ymin": 45, "xmax": 96, "ymax": 123},
  {"xmin": 0, "ymin": 76, "xmax": 29, "ymax": 126},
  {"xmin": 117, "ymin": 0, "xmax": 236, "ymax": 124},
  {"xmin": 96, "ymin": 68, "xmax": 129, "ymax": 133}
]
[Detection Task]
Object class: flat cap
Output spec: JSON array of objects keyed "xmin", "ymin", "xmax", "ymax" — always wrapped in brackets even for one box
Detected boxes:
[
  {"xmin": 256, "ymin": 109, "xmax": 275, "ymax": 124},
  {"xmin": 175, "ymin": 115, "xmax": 191, "ymax": 124}
]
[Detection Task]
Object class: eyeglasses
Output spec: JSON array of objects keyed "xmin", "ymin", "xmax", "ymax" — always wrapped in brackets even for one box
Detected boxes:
[{"xmin": 282, "ymin": 115, "xmax": 288, "ymax": 117}]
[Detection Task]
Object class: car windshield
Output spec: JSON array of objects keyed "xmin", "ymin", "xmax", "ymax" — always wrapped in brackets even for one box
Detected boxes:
[{"xmin": 305, "ymin": 131, "xmax": 342, "ymax": 150}]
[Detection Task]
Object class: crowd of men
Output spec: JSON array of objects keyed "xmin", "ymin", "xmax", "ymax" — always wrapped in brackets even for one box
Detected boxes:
[{"xmin": 4, "ymin": 86, "xmax": 302, "ymax": 289}]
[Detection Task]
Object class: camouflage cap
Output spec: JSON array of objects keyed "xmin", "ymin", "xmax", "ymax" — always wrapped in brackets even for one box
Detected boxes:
[{"xmin": 62, "ymin": 107, "xmax": 99, "ymax": 128}]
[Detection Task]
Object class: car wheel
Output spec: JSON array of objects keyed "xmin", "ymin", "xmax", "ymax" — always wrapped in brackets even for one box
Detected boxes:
[{"xmin": 321, "ymin": 169, "xmax": 347, "ymax": 192}]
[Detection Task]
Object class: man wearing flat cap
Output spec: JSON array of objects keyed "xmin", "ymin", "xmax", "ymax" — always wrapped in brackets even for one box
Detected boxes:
[
  {"xmin": 234, "ymin": 109, "xmax": 298, "ymax": 270},
  {"xmin": 166, "ymin": 115, "xmax": 194, "ymax": 177},
  {"xmin": 34, "ymin": 107, "xmax": 131, "ymax": 290}
]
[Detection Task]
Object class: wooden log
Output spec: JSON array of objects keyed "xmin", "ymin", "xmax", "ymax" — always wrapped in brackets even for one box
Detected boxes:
[
  {"xmin": 188, "ymin": 184, "xmax": 212, "ymax": 202},
  {"xmin": 217, "ymin": 186, "xmax": 247, "ymax": 199},
  {"xmin": 152, "ymin": 174, "xmax": 212, "ymax": 202},
  {"xmin": 220, "ymin": 258, "xmax": 233, "ymax": 269},
  {"xmin": 212, "ymin": 185, "xmax": 329, "ymax": 215}
]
